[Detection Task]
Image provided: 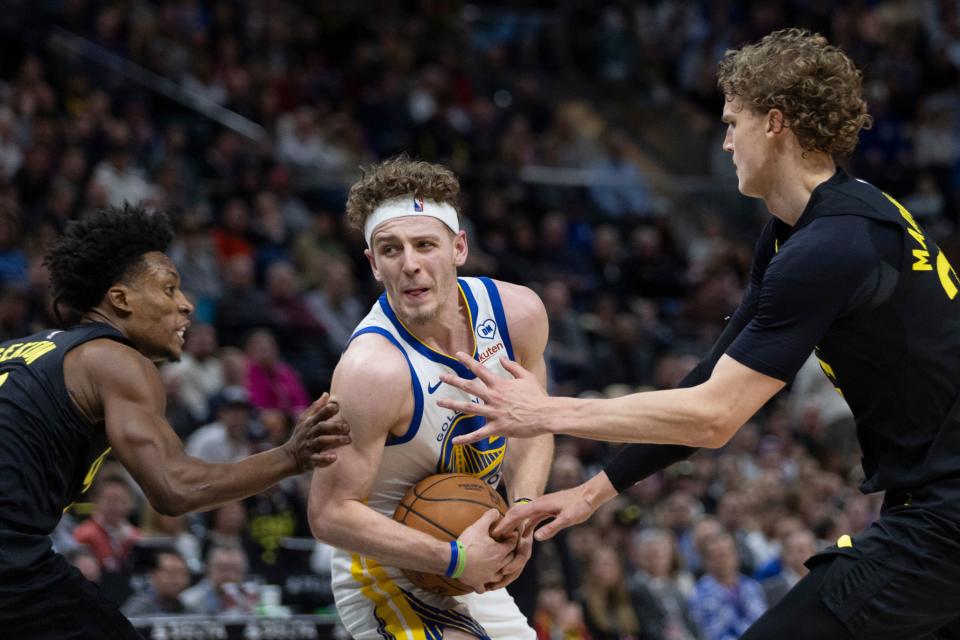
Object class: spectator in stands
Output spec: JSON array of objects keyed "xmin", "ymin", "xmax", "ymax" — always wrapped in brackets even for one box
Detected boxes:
[
  {"xmin": 212, "ymin": 198, "xmax": 254, "ymax": 264},
  {"xmin": 542, "ymin": 279, "xmax": 591, "ymax": 395},
  {"xmin": 185, "ymin": 386, "xmax": 257, "ymax": 463},
  {"xmin": 534, "ymin": 582, "xmax": 593, "ymax": 640},
  {"xmin": 251, "ymin": 191, "xmax": 293, "ymax": 270},
  {"xmin": 688, "ymin": 532, "xmax": 766, "ymax": 640},
  {"xmin": 655, "ymin": 492, "xmax": 704, "ymax": 572},
  {"xmin": 90, "ymin": 139, "xmax": 156, "ymax": 207},
  {"xmin": 629, "ymin": 529, "xmax": 701, "ymax": 640},
  {"xmin": 263, "ymin": 260, "xmax": 327, "ymax": 353},
  {"xmin": 159, "ymin": 365, "xmax": 199, "ymax": 439},
  {"xmin": 579, "ymin": 545, "xmax": 665, "ymax": 640},
  {"xmin": 760, "ymin": 529, "xmax": 816, "ymax": 606},
  {"xmin": 121, "ymin": 550, "xmax": 190, "ymax": 616},
  {"xmin": 165, "ymin": 323, "xmax": 225, "ymax": 424},
  {"xmin": 305, "ymin": 256, "xmax": 365, "ymax": 351},
  {"xmin": 180, "ymin": 545, "xmax": 256, "ymax": 616},
  {"xmin": 244, "ymin": 328, "xmax": 310, "ymax": 415},
  {"xmin": 215, "ymin": 254, "xmax": 274, "ymax": 347},
  {"xmin": 201, "ymin": 501, "xmax": 257, "ymax": 562},
  {"xmin": 72, "ymin": 473, "xmax": 141, "ymax": 574},
  {"xmin": 167, "ymin": 217, "xmax": 223, "ymax": 319},
  {"xmin": 138, "ymin": 505, "xmax": 203, "ymax": 576}
]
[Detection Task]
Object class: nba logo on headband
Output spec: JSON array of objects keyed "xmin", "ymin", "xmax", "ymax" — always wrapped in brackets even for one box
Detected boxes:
[{"xmin": 413, "ymin": 197, "xmax": 424, "ymax": 212}]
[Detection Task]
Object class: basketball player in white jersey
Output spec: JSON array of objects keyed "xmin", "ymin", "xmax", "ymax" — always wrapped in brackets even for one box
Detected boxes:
[{"xmin": 307, "ymin": 157, "xmax": 554, "ymax": 639}]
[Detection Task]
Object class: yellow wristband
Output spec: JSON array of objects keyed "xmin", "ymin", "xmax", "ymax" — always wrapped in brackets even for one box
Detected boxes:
[{"xmin": 451, "ymin": 540, "xmax": 467, "ymax": 579}]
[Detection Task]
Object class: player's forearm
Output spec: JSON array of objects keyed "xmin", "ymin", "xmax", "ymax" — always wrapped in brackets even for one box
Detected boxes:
[
  {"xmin": 161, "ymin": 446, "xmax": 298, "ymax": 515},
  {"xmin": 549, "ymin": 386, "xmax": 728, "ymax": 448},
  {"xmin": 503, "ymin": 433, "xmax": 554, "ymax": 502},
  {"xmin": 309, "ymin": 499, "xmax": 450, "ymax": 574}
]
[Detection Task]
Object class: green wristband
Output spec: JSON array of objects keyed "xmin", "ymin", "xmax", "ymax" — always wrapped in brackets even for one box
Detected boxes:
[{"xmin": 451, "ymin": 540, "xmax": 467, "ymax": 579}]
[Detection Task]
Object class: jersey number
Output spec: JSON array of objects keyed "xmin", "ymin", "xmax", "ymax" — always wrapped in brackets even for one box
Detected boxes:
[{"xmin": 886, "ymin": 193, "xmax": 960, "ymax": 300}]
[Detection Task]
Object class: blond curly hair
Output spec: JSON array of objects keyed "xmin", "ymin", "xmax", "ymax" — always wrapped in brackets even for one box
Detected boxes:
[
  {"xmin": 717, "ymin": 28, "xmax": 873, "ymax": 157},
  {"xmin": 345, "ymin": 155, "xmax": 460, "ymax": 230}
]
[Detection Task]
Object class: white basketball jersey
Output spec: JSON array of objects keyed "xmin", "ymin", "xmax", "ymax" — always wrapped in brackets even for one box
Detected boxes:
[{"xmin": 330, "ymin": 277, "xmax": 535, "ymax": 640}]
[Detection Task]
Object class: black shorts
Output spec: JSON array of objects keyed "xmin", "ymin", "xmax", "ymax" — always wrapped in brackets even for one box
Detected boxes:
[
  {"xmin": 0, "ymin": 529, "xmax": 142, "ymax": 639},
  {"xmin": 807, "ymin": 503, "xmax": 960, "ymax": 640}
]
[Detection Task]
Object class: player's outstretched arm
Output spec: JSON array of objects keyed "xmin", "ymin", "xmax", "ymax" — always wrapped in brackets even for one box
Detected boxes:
[
  {"xmin": 444, "ymin": 354, "xmax": 783, "ymax": 449},
  {"xmin": 307, "ymin": 334, "xmax": 515, "ymax": 593},
  {"xmin": 72, "ymin": 340, "xmax": 350, "ymax": 516}
]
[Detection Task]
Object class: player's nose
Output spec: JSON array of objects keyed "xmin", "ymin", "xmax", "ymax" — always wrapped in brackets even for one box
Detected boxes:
[
  {"xmin": 400, "ymin": 245, "xmax": 421, "ymax": 273},
  {"xmin": 178, "ymin": 291, "xmax": 195, "ymax": 315}
]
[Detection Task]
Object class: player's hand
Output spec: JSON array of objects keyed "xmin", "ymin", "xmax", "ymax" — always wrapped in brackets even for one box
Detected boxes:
[
  {"xmin": 483, "ymin": 524, "xmax": 534, "ymax": 591},
  {"xmin": 437, "ymin": 354, "xmax": 549, "ymax": 445},
  {"xmin": 493, "ymin": 485, "xmax": 600, "ymax": 542},
  {"xmin": 456, "ymin": 509, "xmax": 515, "ymax": 594},
  {"xmin": 285, "ymin": 392, "xmax": 351, "ymax": 472}
]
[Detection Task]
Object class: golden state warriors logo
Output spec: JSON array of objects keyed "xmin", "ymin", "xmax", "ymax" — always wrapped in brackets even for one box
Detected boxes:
[{"xmin": 438, "ymin": 413, "xmax": 505, "ymax": 482}]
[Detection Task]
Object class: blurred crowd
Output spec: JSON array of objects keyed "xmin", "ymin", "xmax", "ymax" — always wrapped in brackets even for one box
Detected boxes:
[{"xmin": 1, "ymin": 1, "xmax": 959, "ymax": 638}]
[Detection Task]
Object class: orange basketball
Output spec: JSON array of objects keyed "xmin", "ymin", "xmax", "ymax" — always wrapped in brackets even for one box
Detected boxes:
[{"xmin": 392, "ymin": 473, "xmax": 508, "ymax": 596}]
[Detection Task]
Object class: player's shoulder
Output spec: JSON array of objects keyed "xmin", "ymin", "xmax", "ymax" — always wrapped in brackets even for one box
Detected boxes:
[
  {"xmin": 488, "ymin": 278, "xmax": 549, "ymax": 357},
  {"xmin": 813, "ymin": 172, "xmax": 900, "ymax": 220},
  {"xmin": 70, "ymin": 337, "xmax": 157, "ymax": 382},
  {"xmin": 64, "ymin": 338, "xmax": 163, "ymax": 420},
  {"xmin": 770, "ymin": 214, "xmax": 882, "ymax": 289},
  {"xmin": 332, "ymin": 332, "xmax": 412, "ymax": 430},
  {"xmin": 335, "ymin": 331, "xmax": 411, "ymax": 390},
  {"xmin": 488, "ymin": 279, "xmax": 547, "ymax": 327}
]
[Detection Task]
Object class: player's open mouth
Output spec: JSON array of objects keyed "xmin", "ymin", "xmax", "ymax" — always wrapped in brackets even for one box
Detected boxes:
[
  {"xmin": 175, "ymin": 324, "xmax": 189, "ymax": 344},
  {"xmin": 404, "ymin": 288, "xmax": 429, "ymax": 298}
]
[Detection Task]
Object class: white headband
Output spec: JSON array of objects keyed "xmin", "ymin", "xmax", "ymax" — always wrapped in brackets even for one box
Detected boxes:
[{"xmin": 364, "ymin": 196, "xmax": 460, "ymax": 247}]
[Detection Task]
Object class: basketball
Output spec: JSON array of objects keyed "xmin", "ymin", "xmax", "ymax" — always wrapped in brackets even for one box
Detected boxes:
[{"xmin": 392, "ymin": 473, "xmax": 508, "ymax": 596}]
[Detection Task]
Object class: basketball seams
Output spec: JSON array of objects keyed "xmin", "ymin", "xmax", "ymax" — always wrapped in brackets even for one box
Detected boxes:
[
  {"xmin": 403, "ymin": 508, "xmax": 459, "ymax": 540},
  {"xmin": 412, "ymin": 473, "xmax": 467, "ymax": 498}
]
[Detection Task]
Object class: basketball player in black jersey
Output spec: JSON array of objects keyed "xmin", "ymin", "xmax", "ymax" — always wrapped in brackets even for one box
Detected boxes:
[
  {"xmin": 0, "ymin": 205, "xmax": 350, "ymax": 639},
  {"xmin": 439, "ymin": 29, "xmax": 960, "ymax": 639}
]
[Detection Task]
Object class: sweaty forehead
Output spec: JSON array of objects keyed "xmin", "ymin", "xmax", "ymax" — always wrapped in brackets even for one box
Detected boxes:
[
  {"xmin": 138, "ymin": 251, "xmax": 179, "ymax": 280},
  {"xmin": 372, "ymin": 216, "xmax": 452, "ymax": 244}
]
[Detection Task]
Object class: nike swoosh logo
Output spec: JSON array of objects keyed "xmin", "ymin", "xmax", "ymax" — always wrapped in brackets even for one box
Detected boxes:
[{"xmin": 427, "ymin": 380, "xmax": 443, "ymax": 394}]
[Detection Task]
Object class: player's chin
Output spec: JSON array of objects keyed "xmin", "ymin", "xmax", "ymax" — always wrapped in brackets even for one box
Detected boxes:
[{"xmin": 163, "ymin": 343, "xmax": 184, "ymax": 362}]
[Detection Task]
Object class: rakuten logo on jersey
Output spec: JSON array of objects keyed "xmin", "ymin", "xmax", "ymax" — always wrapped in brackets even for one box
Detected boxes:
[{"xmin": 478, "ymin": 342, "xmax": 503, "ymax": 363}]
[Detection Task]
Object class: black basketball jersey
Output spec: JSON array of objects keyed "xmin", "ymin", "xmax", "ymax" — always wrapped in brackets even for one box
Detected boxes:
[
  {"xmin": 809, "ymin": 177, "xmax": 960, "ymax": 493},
  {"xmin": 728, "ymin": 170, "xmax": 960, "ymax": 495},
  {"xmin": 0, "ymin": 322, "xmax": 131, "ymax": 535}
]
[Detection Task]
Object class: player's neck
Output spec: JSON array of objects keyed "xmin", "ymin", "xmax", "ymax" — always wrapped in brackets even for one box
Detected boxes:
[
  {"xmin": 399, "ymin": 294, "xmax": 474, "ymax": 356},
  {"xmin": 81, "ymin": 307, "xmax": 125, "ymax": 335},
  {"xmin": 762, "ymin": 149, "xmax": 836, "ymax": 226}
]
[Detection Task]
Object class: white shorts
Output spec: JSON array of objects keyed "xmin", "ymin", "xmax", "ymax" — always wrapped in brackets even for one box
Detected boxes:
[{"xmin": 332, "ymin": 551, "xmax": 535, "ymax": 639}]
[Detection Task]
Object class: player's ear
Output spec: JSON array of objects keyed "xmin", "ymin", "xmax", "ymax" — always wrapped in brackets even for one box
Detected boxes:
[
  {"xmin": 452, "ymin": 230, "xmax": 468, "ymax": 267},
  {"xmin": 104, "ymin": 284, "xmax": 134, "ymax": 315},
  {"xmin": 364, "ymin": 248, "xmax": 382, "ymax": 282},
  {"xmin": 767, "ymin": 108, "xmax": 785, "ymax": 135}
]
